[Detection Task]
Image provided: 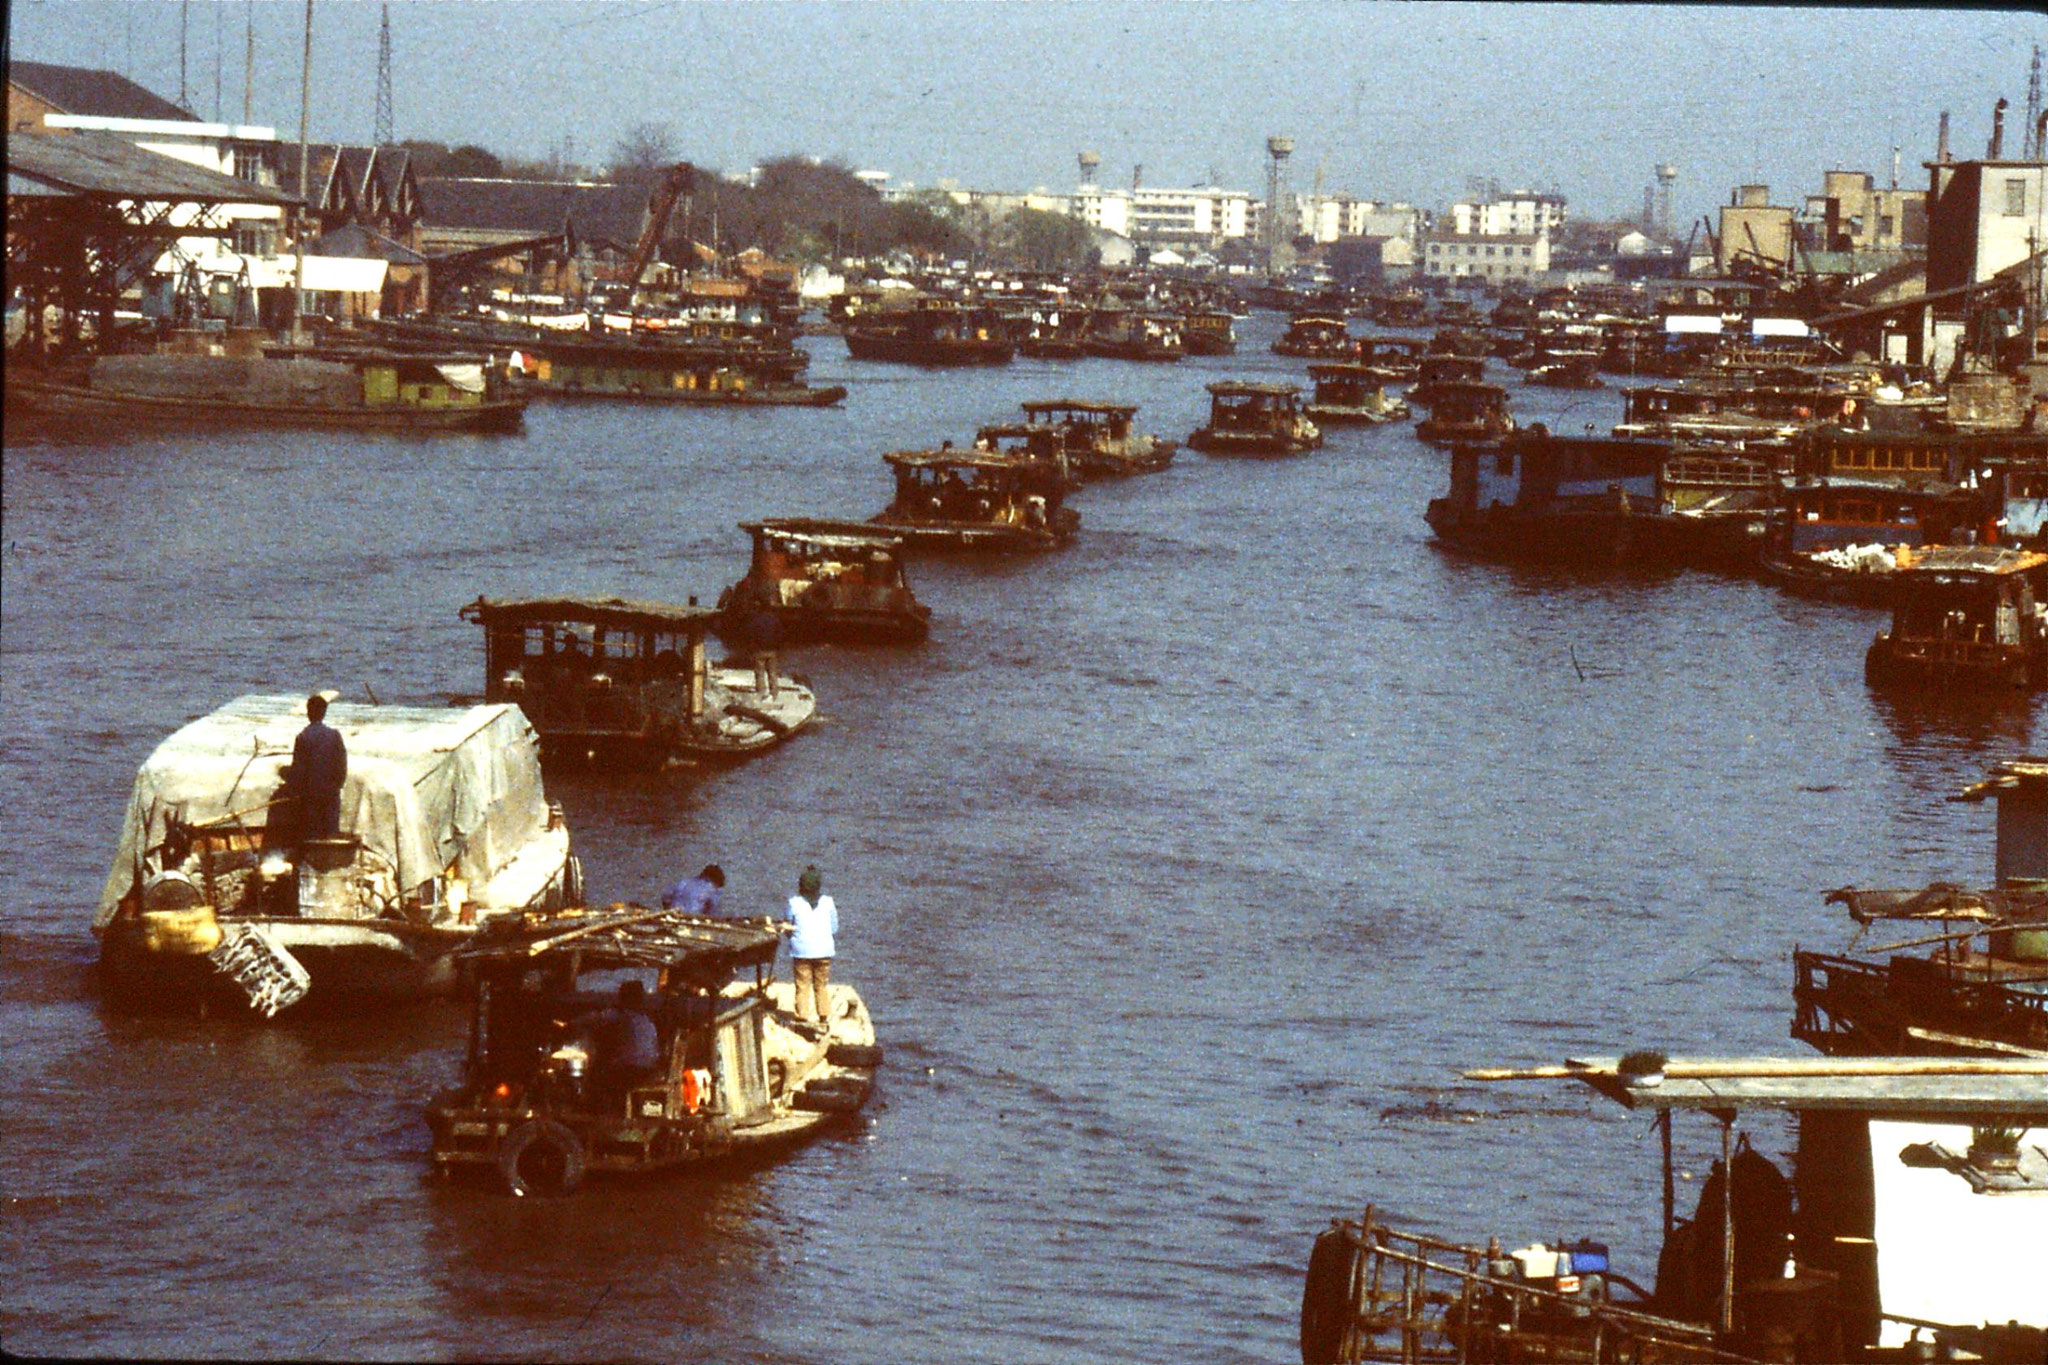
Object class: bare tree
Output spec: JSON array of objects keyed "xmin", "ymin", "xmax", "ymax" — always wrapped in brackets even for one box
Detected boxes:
[{"xmin": 611, "ymin": 122, "xmax": 679, "ymax": 185}]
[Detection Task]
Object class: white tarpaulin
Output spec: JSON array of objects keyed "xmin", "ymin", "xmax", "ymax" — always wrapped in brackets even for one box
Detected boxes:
[
  {"xmin": 1664, "ymin": 314, "xmax": 1724, "ymax": 335},
  {"xmin": 1869, "ymin": 1119, "xmax": 2048, "ymax": 1346},
  {"xmin": 98, "ymin": 696, "xmax": 550, "ymax": 927},
  {"xmin": 434, "ymin": 362, "xmax": 486, "ymax": 394},
  {"xmin": 1752, "ymin": 317, "xmax": 1812, "ymax": 338}
]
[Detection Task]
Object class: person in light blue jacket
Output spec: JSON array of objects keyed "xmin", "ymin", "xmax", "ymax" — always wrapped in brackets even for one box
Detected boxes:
[{"xmin": 785, "ymin": 865, "xmax": 838, "ymax": 1024}]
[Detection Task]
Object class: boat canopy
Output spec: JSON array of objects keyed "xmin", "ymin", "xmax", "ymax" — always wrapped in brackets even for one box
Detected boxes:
[
  {"xmin": 882, "ymin": 450, "xmax": 1042, "ymax": 470},
  {"xmin": 1020, "ymin": 400, "xmax": 1137, "ymax": 418},
  {"xmin": 459, "ymin": 595, "xmax": 720, "ymax": 634},
  {"xmin": 1471, "ymin": 1054, "xmax": 2048, "ymax": 1121},
  {"xmin": 459, "ymin": 904, "xmax": 781, "ymax": 982},
  {"xmin": 1825, "ymin": 884, "xmax": 2047, "ymax": 924},
  {"xmin": 1206, "ymin": 381, "xmax": 1300, "ymax": 398},
  {"xmin": 741, "ymin": 518, "xmax": 907, "ymax": 553},
  {"xmin": 1895, "ymin": 547, "xmax": 2048, "ymax": 578},
  {"xmin": 1306, "ymin": 362, "xmax": 1384, "ymax": 380},
  {"xmin": 99, "ymin": 696, "xmax": 550, "ymax": 927}
]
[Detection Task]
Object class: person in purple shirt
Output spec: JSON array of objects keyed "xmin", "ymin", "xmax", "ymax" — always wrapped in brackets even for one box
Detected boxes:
[
  {"xmin": 290, "ymin": 694, "xmax": 347, "ymax": 840},
  {"xmin": 661, "ymin": 863, "xmax": 726, "ymax": 917}
]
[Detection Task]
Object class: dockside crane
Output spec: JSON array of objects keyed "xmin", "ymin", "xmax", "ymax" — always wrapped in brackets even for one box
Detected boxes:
[{"xmin": 622, "ymin": 162, "xmax": 698, "ymax": 299}]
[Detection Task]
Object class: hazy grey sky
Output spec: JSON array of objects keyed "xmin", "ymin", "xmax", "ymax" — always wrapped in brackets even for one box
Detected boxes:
[{"xmin": 10, "ymin": 1, "xmax": 2044, "ymax": 227}]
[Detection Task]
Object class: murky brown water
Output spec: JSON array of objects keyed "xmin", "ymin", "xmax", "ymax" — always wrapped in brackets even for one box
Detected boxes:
[{"xmin": 3, "ymin": 312, "xmax": 2037, "ymax": 1362}]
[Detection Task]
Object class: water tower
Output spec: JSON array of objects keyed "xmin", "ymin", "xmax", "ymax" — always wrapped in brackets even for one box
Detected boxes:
[
  {"xmin": 1655, "ymin": 162, "xmax": 1678, "ymax": 240},
  {"xmin": 1077, "ymin": 149, "xmax": 1100, "ymax": 186},
  {"xmin": 1265, "ymin": 135, "xmax": 1295, "ymax": 260}
]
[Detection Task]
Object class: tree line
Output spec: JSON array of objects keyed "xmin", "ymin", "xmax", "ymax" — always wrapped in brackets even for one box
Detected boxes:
[{"xmin": 396, "ymin": 126, "xmax": 1099, "ymax": 271}]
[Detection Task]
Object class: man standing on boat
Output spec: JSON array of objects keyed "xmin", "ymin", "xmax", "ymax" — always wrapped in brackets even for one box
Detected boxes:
[
  {"xmin": 661, "ymin": 863, "xmax": 726, "ymax": 917},
  {"xmin": 290, "ymin": 693, "xmax": 347, "ymax": 841},
  {"xmin": 785, "ymin": 865, "xmax": 838, "ymax": 1026}
]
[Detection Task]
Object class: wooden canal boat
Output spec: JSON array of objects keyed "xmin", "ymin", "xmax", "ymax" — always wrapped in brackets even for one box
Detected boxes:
[
  {"xmin": 504, "ymin": 336, "xmax": 843, "ymax": 406},
  {"xmin": 1352, "ymin": 335, "xmax": 1428, "ymax": 384},
  {"xmin": 1020, "ymin": 306, "xmax": 1091, "ymax": 359},
  {"xmin": 717, "ymin": 519, "xmax": 932, "ymax": 646},
  {"xmin": 458, "ymin": 596, "xmax": 816, "ymax": 765},
  {"xmin": 1272, "ymin": 313, "xmax": 1355, "ymax": 359},
  {"xmin": 1407, "ymin": 355, "xmax": 1490, "ymax": 411},
  {"xmin": 1020, "ymin": 399, "xmax": 1175, "ymax": 478},
  {"xmin": 1413, "ymin": 381, "xmax": 1514, "ymax": 447},
  {"xmin": 1525, "ymin": 353, "xmax": 1605, "ymax": 389},
  {"xmin": 1304, "ymin": 363, "xmax": 1409, "ymax": 425},
  {"xmin": 1864, "ymin": 548, "xmax": 2048, "ymax": 690},
  {"xmin": 1425, "ymin": 431, "xmax": 1685, "ymax": 564},
  {"xmin": 1181, "ymin": 309, "xmax": 1238, "ymax": 355},
  {"xmin": 844, "ymin": 300, "xmax": 1013, "ymax": 366},
  {"xmin": 1085, "ymin": 310, "xmax": 1184, "ymax": 362},
  {"xmin": 1308, "ymin": 1054, "xmax": 2048, "ymax": 1363},
  {"xmin": 1187, "ymin": 381, "xmax": 1323, "ymax": 457},
  {"xmin": 869, "ymin": 449, "xmax": 1078, "ymax": 552},
  {"xmin": 426, "ymin": 905, "xmax": 879, "ymax": 1196},
  {"xmin": 95, "ymin": 695, "xmax": 581, "ymax": 1016},
  {"xmin": 6, "ymin": 350, "xmax": 527, "ymax": 432},
  {"xmin": 971, "ymin": 421, "xmax": 1079, "ymax": 491},
  {"xmin": 1759, "ymin": 479, "xmax": 1992, "ymax": 606}
]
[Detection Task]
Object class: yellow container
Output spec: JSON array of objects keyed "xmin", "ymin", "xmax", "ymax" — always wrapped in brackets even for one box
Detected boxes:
[{"xmin": 140, "ymin": 904, "xmax": 222, "ymax": 955}]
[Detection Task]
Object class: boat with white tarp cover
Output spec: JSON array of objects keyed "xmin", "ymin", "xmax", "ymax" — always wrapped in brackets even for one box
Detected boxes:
[{"xmin": 95, "ymin": 694, "xmax": 582, "ymax": 1015}]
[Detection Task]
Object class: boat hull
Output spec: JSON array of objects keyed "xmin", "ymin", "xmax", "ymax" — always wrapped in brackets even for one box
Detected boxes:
[
  {"xmin": 6, "ymin": 373, "xmax": 526, "ymax": 432},
  {"xmin": 533, "ymin": 382, "xmax": 846, "ymax": 407},
  {"xmin": 868, "ymin": 510, "xmax": 1076, "ymax": 553},
  {"xmin": 1187, "ymin": 429, "xmax": 1323, "ymax": 457},
  {"xmin": 843, "ymin": 331, "xmax": 1013, "ymax": 366},
  {"xmin": 1865, "ymin": 634, "xmax": 2044, "ymax": 690},
  {"xmin": 97, "ymin": 914, "xmax": 474, "ymax": 1011},
  {"xmin": 716, "ymin": 600, "xmax": 931, "ymax": 646},
  {"xmin": 1425, "ymin": 498, "xmax": 1691, "ymax": 566}
]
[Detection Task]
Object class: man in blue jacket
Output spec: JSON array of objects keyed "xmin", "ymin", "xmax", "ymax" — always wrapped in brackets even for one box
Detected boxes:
[{"xmin": 291, "ymin": 694, "xmax": 347, "ymax": 840}]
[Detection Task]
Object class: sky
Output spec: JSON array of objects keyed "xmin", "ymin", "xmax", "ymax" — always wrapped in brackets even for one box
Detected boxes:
[{"xmin": 9, "ymin": 1, "xmax": 2046, "ymax": 229}]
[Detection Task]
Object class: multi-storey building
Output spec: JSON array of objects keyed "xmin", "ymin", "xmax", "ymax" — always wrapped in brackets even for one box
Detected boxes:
[
  {"xmin": 1071, "ymin": 184, "xmax": 1253, "ymax": 249},
  {"xmin": 1294, "ymin": 195, "xmax": 1423, "ymax": 245},
  {"xmin": 1422, "ymin": 233, "xmax": 1550, "ymax": 282},
  {"xmin": 1449, "ymin": 190, "xmax": 1567, "ymax": 238}
]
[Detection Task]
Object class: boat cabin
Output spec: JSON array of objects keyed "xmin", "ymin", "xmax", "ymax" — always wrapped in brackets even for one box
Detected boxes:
[
  {"xmin": 718, "ymin": 519, "xmax": 931, "ymax": 645},
  {"xmin": 1304, "ymin": 363, "xmax": 1407, "ymax": 424},
  {"xmin": 1019, "ymin": 399, "xmax": 1173, "ymax": 478},
  {"xmin": 1409, "ymin": 353, "xmax": 1490, "ymax": 407},
  {"xmin": 1272, "ymin": 314, "xmax": 1354, "ymax": 358},
  {"xmin": 427, "ymin": 905, "xmax": 879, "ymax": 1196},
  {"xmin": 1414, "ymin": 380, "xmax": 1514, "ymax": 446},
  {"xmin": 1181, "ymin": 309, "xmax": 1237, "ymax": 355},
  {"xmin": 1187, "ymin": 381, "xmax": 1322, "ymax": 456},
  {"xmin": 1779, "ymin": 479, "xmax": 1986, "ymax": 556},
  {"xmin": 1864, "ymin": 548, "xmax": 2048, "ymax": 690},
  {"xmin": 1308, "ymin": 1054, "xmax": 2048, "ymax": 1364},
  {"xmin": 872, "ymin": 450, "xmax": 1078, "ymax": 550},
  {"xmin": 458, "ymin": 595, "xmax": 816, "ymax": 764}
]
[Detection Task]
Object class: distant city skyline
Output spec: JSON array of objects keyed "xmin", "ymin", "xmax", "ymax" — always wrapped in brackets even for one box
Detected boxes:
[{"xmin": 10, "ymin": 1, "xmax": 2044, "ymax": 233}]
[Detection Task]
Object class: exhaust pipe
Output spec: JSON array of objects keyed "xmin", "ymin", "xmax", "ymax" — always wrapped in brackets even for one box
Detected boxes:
[
  {"xmin": 1937, "ymin": 110, "xmax": 1950, "ymax": 163},
  {"xmin": 1991, "ymin": 97, "xmax": 2008, "ymax": 159}
]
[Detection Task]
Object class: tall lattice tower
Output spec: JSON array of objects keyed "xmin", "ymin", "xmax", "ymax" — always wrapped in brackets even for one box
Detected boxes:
[
  {"xmin": 2026, "ymin": 43, "xmax": 2044, "ymax": 160},
  {"xmin": 374, "ymin": 3, "xmax": 394, "ymax": 147}
]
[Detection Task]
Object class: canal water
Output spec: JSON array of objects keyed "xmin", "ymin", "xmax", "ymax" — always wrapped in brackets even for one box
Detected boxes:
[{"xmin": 2, "ymin": 311, "xmax": 2037, "ymax": 1363}]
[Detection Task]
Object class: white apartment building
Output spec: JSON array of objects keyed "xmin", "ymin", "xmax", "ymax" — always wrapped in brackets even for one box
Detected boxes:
[
  {"xmin": 1071, "ymin": 184, "xmax": 1253, "ymax": 248},
  {"xmin": 1449, "ymin": 190, "xmax": 1567, "ymax": 238},
  {"xmin": 1422, "ymin": 232, "xmax": 1551, "ymax": 281},
  {"xmin": 1294, "ymin": 195, "xmax": 1423, "ymax": 245}
]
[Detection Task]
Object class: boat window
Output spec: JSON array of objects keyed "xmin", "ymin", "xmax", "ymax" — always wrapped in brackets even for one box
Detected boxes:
[
  {"xmin": 521, "ymin": 626, "xmax": 550, "ymax": 658},
  {"xmin": 600, "ymin": 631, "xmax": 642, "ymax": 662}
]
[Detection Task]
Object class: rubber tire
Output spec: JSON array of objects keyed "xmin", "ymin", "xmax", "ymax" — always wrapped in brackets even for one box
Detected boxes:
[
  {"xmin": 794, "ymin": 1079, "xmax": 868, "ymax": 1114},
  {"xmin": 1301, "ymin": 1225, "xmax": 1361, "ymax": 1364},
  {"xmin": 499, "ymin": 1118, "xmax": 586, "ymax": 1198},
  {"xmin": 825, "ymin": 1042, "xmax": 883, "ymax": 1069}
]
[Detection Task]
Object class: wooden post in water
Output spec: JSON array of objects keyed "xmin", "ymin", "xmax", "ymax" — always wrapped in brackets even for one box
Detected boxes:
[{"xmin": 1718, "ymin": 1112, "xmax": 1736, "ymax": 1338}]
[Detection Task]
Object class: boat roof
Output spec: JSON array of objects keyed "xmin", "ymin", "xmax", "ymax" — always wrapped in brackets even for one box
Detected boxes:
[
  {"xmin": 1308, "ymin": 362, "xmax": 1386, "ymax": 379},
  {"xmin": 883, "ymin": 449, "xmax": 1042, "ymax": 470},
  {"xmin": 1020, "ymin": 399, "xmax": 1137, "ymax": 417},
  {"xmin": 460, "ymin": 904, "xmax": 782, "ymax": 976},
  {"xmin": 1472, "ymin": 1055, "xmax": 2048, "ymax": 1121},
  {"xmin": 1206, "ymin": 381, "xmax": 1301, "ymax": 398},
  {"xmin": 973, "ymin": 422, "xmax": 1058, "ymax": 438},
  {"xmin": 459, "ymin": 595, "xmax": 720, "ymax": 631},
  {"xmin": 740, "ymin": 517, "xmax": 906, "ymax": 551},
  {"xmin": 1429, "ymin": 380, "xmax": 1508, "ymax": 397},
  {"xmin": 1287, "ymin": 314, "xmax": 1347, "ymax": 326},
  {"xmin": 1897, "ymin": 546, "xmax": 2048, "ymax": 577},
  {"xmin": 1825, "ymin": 884, "xmax": 2047, "ymax": 923}
]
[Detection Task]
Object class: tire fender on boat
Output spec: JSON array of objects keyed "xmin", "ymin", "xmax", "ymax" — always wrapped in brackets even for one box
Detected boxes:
[
  {"xmin": 498, "ymin": 1118, "xmax": 586, "ymax": 1198},
  {"xmin": 1300, "ymin": 1224, "xmax": 1362, "ymax": 1365}
]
